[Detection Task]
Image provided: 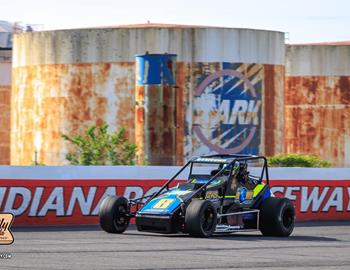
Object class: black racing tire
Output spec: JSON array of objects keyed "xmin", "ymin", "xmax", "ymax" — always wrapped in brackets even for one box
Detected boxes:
[
  {"xmin": 99, "ymin": 196, "xmax": 129, "ymax": 233},
  {"xmin": 185, "ymin": 200, "xmax": 217, "ymax": 237},
  {"xmin": 259, "ymin": 197, "xmax": 295, "ymax": 237}
]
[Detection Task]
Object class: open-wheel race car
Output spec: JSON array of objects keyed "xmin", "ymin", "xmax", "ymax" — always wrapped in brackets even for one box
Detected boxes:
[{"xmin": 99, "ymin": 154, "xmax": 295, "ymax": 237}]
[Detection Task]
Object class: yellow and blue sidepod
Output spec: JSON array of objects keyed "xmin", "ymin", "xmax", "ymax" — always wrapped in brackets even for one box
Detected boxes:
[{"xmin": 138, "ymin": 189, "xmax": 192, "ymax": 215}]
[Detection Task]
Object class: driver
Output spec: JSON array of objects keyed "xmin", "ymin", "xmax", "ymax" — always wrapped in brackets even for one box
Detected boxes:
[{"xmin": 236, "ymin": 163, "xmax": 259, "ymax": 190}]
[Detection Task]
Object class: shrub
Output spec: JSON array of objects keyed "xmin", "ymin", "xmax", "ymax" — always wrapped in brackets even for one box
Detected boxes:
[
  {"xmin": 268, "ymin": 153, "xmax": 332, "ymax": 167},
  {"xmin": 62, "ymin": 122, "xmax": 137, "ymax": 165}
]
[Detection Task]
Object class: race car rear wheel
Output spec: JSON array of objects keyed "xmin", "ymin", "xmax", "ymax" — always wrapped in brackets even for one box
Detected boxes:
[
  {"xmin": 259, "ymin": 197, "xmax": 295, "ymax": 237},
  {"xmin": 99, "ymin": 196, "xmax": 129, "ymax": 233},
  {"xmin": 185, "ymin": 200, "xmax": 217, "ymax": 237}
]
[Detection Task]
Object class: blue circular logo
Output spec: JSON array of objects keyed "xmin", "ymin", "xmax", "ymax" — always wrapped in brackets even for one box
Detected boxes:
[{"xmin": 194, "ymin": 67, "xmax": 262, "ymax": 154}]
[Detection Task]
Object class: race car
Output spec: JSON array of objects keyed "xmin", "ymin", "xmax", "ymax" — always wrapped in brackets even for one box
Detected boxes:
[{"xmin": 99, "ymin": 154, "xmax": 295, "ymax": 237}]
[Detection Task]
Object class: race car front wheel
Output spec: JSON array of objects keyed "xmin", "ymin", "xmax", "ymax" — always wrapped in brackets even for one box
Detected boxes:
[
  {"xmin": 99, "ymin": 196, "xmax": 130, "ymax": 233},
  {"xmin": 259, "ymin": 197, "xmax": 295, "ymax": 237},
  {"xmin": 185, "ymin": 200, "xmax": 217, "ymax": 237}
]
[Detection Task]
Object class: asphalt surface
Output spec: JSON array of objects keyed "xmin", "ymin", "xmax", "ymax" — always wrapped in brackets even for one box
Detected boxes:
[{"xmin": 1, "ymin": 222, "xmax": 350, "ymax": 270}]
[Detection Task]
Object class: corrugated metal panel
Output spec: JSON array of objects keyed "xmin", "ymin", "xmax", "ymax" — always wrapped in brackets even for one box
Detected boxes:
[
  {"xmin": 0, "ymin": 33, "xmax": 12, "ymax": 48},
  {"xmin": 193, "ymin": 29, "xmax": 284, "ymax": 64},
  {"xmin": 11, "ymin": 63, "xmax": 135, "ymax": 165},
  {"xmin": 286, "ymin": 45, "xmax": 350, "ymax": 76},
  {"xmin": 174, "ymin": 62, "xmax": 189, "ymax": 165},
  {"xmin": 13, "ymin": 28, "xmax": 284, "ymax": 67},
  {"xmin": 285, "ymin": 76, "xmax": 350, "ymax": 166},
  {"xmin": 0, "ymin": 20, "xmax": 13, "ymax": 48},
  {"xmin": 264, "ymin": 64, "xmax": 285, "ymax": 156},
  {"xmin": 286, "ymin": 44, "xmax": 350, "ymax": 167},
  {"xmin": 0, "ymin": 85, "xmax": 11, "ymax": 164},
  {"xmin": 292, "ymin": 41, "xmax": 350, "ymax": 46}
]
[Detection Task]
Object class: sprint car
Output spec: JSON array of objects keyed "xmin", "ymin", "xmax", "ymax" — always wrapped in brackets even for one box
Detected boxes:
[{"xmin": 99, "ymin": 154, "xmax": 295, "ymax": 237}]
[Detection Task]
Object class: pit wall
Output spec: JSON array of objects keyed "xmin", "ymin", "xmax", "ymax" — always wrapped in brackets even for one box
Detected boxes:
[{"xmin": 0, "ymin": 166, "xmax": 349, "ymax": 226}]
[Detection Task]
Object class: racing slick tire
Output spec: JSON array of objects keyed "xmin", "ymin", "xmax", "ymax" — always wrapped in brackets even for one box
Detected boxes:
[
  {"xmin": 259, "ymin": 197, "xmax": 295, "ymax": 237},
  {"xmin": 185, "ymin": 200, "xmax": 217, "ymax": 237},
  {"xmin": 99, "ymin": 196, "xmax": 129, "ymax": 233}
]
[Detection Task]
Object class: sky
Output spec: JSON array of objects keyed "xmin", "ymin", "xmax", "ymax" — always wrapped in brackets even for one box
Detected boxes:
[{"xmin": 1, "ymin": 0, "xmax": 350, "ymax": 43}]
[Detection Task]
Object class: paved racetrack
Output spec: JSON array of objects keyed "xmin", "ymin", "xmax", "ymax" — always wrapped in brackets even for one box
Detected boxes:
[{"xmin": 1, "ymin": 222, "xmax": 350, "ymax": 270}]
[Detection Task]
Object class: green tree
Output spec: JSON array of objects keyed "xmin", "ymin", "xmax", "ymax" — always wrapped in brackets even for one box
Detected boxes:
[
  {"xmin": 62, "ymin": 123, "xmax": 137, "ymax": 165},
  {"xmin": 268, "ymin": 153, "xmax": 331, "ymax": 167}
]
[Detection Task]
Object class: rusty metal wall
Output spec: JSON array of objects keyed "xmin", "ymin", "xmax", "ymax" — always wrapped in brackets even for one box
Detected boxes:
[
  {"xmin": 285, "ymin": 45, "xmax": 350, "ymax": 167},
  {"xmin": 0, "ymin": 50, "xmax": 11, "ymax": 164},
  {"xmin": 11, "ymin": 63, "xmax": 135, "ymax": 165},
  {"xmin": 12, "ymin": 26, "xmax": 285, "ymax": 165},
  {"xmin": 135, "ymin": 54, "xmax": 177, "ymax": 165},
  {"xmin": 264, "ymin": 64, "xmax": 285, "ymax": 156}
]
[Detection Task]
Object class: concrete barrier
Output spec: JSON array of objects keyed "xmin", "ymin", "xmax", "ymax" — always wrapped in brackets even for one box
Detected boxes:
[{"xmin": 0, "ymin": 166, "xmax": 349, "ymax": 226}]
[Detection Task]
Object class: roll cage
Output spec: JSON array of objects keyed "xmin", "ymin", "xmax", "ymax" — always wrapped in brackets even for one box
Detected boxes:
[
  {"xmin": 128, "ymin": 154, "xmax": 270, "ymax": 217},
  {"xmin": 152, "ymin": 154, "xmax": 269, "ymax": 201}
]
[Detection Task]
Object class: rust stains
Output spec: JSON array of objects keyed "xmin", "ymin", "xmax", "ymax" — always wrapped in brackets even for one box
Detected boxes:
[
  {"xmin": 13, "ymin": 58, "xmax": 350, "ymax": 167},
  {"xmin": 285, "ymin": 76, "xmax": 350, "ymax": 166},
  {"xmin": 11, "ymin": 62, "xmax": 136, "ymax": 165},
  {"xmin": 134, "ymin": 86, "xmax": 145, "ymax": 164},
  {"xmin": 135, "ymin": 77, "xmax": 177, "ymax": 165},
  {"xmin": 113, "ymin": 63, "xmax": 135, "ymax": 143},
  {"xmin": 338, "ymin": 76, "xmax": 350, "ymax": 104},
  {"xmin": 175, "ymin": 62, "xmax": 186, "ymax": 165},
  {"xmin": 264, "ymin": 65, "xmax": 276, "ymax": 156},
  {"xmin": 135, "ymin": 83, "xmax": 177, "ymax": 165},
  {"xmin": 263, "ymin": 64, "xmax": 285, "ymax": 156},
  {"xmin": 65, "ymin": 64, "xmax": 95, "ymax": 132},
  {"xmin": 0, "ymin": 85, "xmax": 11, "ymax": 164}
]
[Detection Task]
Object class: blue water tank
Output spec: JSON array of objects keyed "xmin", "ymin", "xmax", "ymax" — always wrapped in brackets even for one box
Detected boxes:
[{"xmin": 136, "ymin": 53, "xmax": 176, "ymax": 85}]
